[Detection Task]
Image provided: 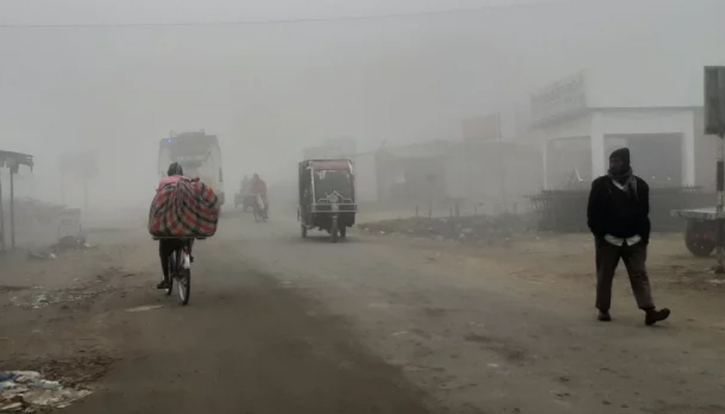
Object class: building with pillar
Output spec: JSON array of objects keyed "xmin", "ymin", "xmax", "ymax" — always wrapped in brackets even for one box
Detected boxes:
[{"xmin": 533, "ymin": 71, "xmax": 717, "ymax": 190}]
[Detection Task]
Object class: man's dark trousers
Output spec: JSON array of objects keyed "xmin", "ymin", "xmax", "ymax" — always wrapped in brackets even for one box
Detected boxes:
[{"xmin": 595, "ymin": 239, "xmax": 655, "ymax": 311}]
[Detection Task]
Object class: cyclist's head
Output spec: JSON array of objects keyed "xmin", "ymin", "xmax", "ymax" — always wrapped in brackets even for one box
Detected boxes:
[
  {"xmin": 168, "ymin": 162, "xmax": 184, "ymax": 177},
  {"xmin": 253, "ymin": 173, "xmax": 260, "ymax": 180}
]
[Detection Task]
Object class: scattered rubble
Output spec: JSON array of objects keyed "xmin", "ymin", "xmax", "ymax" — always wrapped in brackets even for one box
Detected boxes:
[
  {"xmin": 358, "ymin": 214, "xmax": 535, "ymax": 243},
  {"xmin": 8, "ymin": 268, "xmax": 122, "ymax": 310}
]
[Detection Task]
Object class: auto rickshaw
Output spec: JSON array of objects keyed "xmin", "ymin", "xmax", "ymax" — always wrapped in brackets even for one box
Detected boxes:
[{"xmin": 298, "ymin": 159, "xmax": 357, "ymax": 242}]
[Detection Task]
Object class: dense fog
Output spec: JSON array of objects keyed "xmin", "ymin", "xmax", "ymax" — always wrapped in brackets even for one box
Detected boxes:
[{"xmin": 1, "ymin": 0, "xmax": 724, "ymax": 210}]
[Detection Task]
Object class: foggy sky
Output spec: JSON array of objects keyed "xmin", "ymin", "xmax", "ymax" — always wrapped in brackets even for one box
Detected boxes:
[{"xmin": 1, "ymin": 0, "xmax": 724, "ymax": 208}]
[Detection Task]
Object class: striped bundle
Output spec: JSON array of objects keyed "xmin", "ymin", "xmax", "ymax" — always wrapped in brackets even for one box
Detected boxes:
[{"xmin": 148, "ymin": 177, "xmax": 220, "ymax": 238}]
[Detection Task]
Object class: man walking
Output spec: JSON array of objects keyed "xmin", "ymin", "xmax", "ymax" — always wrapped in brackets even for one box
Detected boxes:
[{"xmin": 587, "ymin": 148, "xmax": 671, "ymax": 325}]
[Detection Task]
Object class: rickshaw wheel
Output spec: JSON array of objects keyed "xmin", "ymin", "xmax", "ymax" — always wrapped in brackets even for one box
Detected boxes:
[
  {"xmin": 686, "ymin": 238, "xmax": 715, "ymax": 257},
  {"xmin": 340, "ymin": 226, "xmax": 347, "ymax": 239},
  {"xmin": 331, "ymin": 219, "xmax": 339, "ymax": 243},
  {"xmin": 685, "ymin": 220, "xmax": 716, "ymax": 257}
]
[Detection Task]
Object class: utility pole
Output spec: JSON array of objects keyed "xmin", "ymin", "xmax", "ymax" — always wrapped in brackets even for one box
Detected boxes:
[
  {"xmin": 0, "ymin": 169, "xmax": 4, "ymax": 252},
  {"xmin": 427, "ymin": 173, "xmax": 435, "ymax": 218},
  {"xmin": 705, "ymin": 66, "xmax": 725, "ymax": 273},
  {"xmin": 60, "ymin": 171, "xmax": 66, "ymax": 205},
  {"xmin": 495, "ymin": 114, "xmax": 508, "ymax": 214},
  {"xmin": 9, "ymin": 166, "xmax": 14, "ymax": 249},
  {"xmin": 718, "ymin": 131, "xmax": 724, "ymax": 273},
  {"xmin": 498, "ymin": 138, "xmax": 508, "ymax": 214},
  {"xmin": 84, "ymin": 177, "xmax": 89, "ymax": 212}
]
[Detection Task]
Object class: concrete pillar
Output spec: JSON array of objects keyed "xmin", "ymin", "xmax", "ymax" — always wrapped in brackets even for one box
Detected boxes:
[
  {"xmin": 682, "ymin": 111, "xmax": 696, "ymax": 187},
  {"xmin": 590, "ymin": 112, "xmax": 606, "ymax": 180}
]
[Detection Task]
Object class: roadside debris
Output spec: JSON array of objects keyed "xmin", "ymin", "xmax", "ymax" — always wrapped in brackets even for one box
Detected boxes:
[
  {"xmin": 359, "ymin": 214, "xmax": 534, "ymax": 243},
  {"xmin": 27, "ymin": 235, "xmax": 92, "ymax": 261},
  {"xmin": 0, "ymin": 371, "xmax": 91, "ymax": 413},
  {"xmin": 26, "ymin": 251, "xmax": 56, "ymax": 261},
  {"xmin": 52, "ymin": 236, "xmax": 91, "ymax": 253},
  {"xmin": 125, "ymin": 305, "xmax": 164, "ymax": 313},
  {"xmin": 9, "ymin": 267, "xmax": 123, "ymax": 310}
]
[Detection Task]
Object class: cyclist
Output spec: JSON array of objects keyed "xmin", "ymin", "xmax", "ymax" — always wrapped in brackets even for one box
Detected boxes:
[{"xmin": 156, "ymin": 162, "xmax": 193, "ymax": 289}]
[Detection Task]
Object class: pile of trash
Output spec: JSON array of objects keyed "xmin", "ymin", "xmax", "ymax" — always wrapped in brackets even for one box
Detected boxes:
[
  {"xmin": 27, "ymin": 235, "xmax": 92, "ymax": 260},
  {"xmin": 0, "ymin": 371, "xmax": 91, "ymax": 412},
  {"xmin": 358, "ymin": 214, "xmax": 535, "ymax": 243}
]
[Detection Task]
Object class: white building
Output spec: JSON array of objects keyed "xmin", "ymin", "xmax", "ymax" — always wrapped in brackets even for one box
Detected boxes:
[{"xmin": 534, "ymin": 71, "xmax": 718, "ymax": 190}]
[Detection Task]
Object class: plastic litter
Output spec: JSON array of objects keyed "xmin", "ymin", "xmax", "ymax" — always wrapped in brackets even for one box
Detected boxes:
[{"xmin": 0, "ymin": 371, "xmax": 91, "ymax": 413}]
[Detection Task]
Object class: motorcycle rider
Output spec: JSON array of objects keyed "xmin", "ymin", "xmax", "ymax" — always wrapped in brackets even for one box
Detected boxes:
[
  {"xmin": 156, "ymin": 162, "xmax": 193, "ymax": 289},
  {"xmin": 251, "ymin": 173, "xmax": 268, "ymax": 217}
]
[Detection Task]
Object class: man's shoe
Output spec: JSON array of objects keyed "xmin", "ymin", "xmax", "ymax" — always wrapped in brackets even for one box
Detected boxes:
[
  {"xmin": 156, "ymin": 280, "xmax": 170, "ymax": 289},
  {"xmin": 598, "ymin": 311, "xmax": 612, "ymax": 322},
  {"xmin": 645, "ymin": 308, "xmax": 671, "ymax": 326}
]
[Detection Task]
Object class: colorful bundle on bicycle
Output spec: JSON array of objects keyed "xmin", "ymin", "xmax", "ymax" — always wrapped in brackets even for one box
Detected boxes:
[{"xmin": 148, "ymin": 178, "xmax": 220, "ymax": 238}]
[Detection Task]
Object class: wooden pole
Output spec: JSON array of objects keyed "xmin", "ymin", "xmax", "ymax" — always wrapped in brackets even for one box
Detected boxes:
[{"xmin": 9, "ymin": 169, "xmax": 15, "ymax": 249}]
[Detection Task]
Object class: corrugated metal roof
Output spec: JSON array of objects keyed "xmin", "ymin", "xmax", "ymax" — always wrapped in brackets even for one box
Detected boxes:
[{"xmin": 0, "ymin": 150, "xmax": 34, "ymax": 169}]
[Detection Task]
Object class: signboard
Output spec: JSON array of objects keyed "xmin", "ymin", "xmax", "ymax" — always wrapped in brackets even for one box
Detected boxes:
[
  {"xmin": 177, "ymin": 154, "xmax": 208, "ymax": 162},
  {"xmin": 532, "ymin": 72, "xmax": 588, "ymax": 126},
  {"xmin": 58, "ymin": 208, "xmax": 82, "ymax": 239},
  {"xmin": 705, "ymin": 66, "xmax": 725, "ymax": 136},
  {"xmin": 304, "ymin": 137, "xmax": 357, "ymax": 160},
  {"xmin": 462, "ymin": 114, "xmax": 501, "ymax": 141},
  {"xmin": 59, "ymin": 152, "xmax": 98, "ymax": 177}
]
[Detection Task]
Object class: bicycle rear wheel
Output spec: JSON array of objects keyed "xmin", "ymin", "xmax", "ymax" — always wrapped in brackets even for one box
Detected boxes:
[
  {"xmin": 177, "ymin": 250, "xmax": 191, "ymax": 305},
  {"xmin": 165, "ymin": 252, "xmax": 176, "ymax": 296}
]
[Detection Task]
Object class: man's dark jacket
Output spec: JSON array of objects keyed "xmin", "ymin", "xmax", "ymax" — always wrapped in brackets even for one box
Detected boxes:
[{"xmin": 587, "ymin": 176, "xmax": 651, "ymax": 244}]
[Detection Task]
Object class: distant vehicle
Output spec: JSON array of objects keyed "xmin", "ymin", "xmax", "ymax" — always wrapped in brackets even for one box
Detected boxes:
[
  {"xmin": 298, "ymin": 159, "xmax": 357, "ymax": 243},
  {"xmin": 158, "ymin": 130, "xmax": 225, "ymax": 206},
  {"xmin": 234, "ymin": 192, "xmax": 256, "ymax": 212}
]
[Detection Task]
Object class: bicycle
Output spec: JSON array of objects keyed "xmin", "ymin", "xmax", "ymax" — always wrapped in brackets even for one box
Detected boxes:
[
  {"xmin": 252, "ymin": 194, "xmax": 268, "ymax": 223},
  {"xmin": 154, "ymin": 237, "xmax": 203, "ymax": 305}
]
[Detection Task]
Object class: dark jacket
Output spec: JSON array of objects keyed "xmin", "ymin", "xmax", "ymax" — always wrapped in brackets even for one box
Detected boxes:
[{"xmin": 587, "ymin": 175, "xmax": 651, "ymax": 243}]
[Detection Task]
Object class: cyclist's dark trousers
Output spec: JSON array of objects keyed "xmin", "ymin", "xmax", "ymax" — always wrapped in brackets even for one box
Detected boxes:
[{"xmin": 159, "ymin": 239, "xmax": 186, "ymax": 282}]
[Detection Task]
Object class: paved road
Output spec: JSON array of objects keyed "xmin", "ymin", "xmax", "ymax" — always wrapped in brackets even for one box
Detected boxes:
[{"xmin": 4, "ymin": 210, "xmax": 725, "ymax": 414}]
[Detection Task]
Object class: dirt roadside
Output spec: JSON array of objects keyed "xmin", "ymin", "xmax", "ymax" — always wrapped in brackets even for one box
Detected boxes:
[
  {"xmin": 386, "ymin": 230, "xmax": 725, "ymax": 330},
  {"xmin": 0, "ymin": 225, "xmax": 445, "ymax": 414}
]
